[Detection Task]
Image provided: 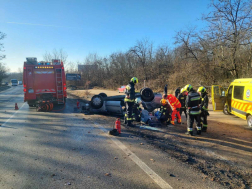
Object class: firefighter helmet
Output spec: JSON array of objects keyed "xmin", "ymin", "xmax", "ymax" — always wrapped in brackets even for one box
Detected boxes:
[
  {"xmin": 184, "ymin": 84, "xmax": 193, "ymax": 92},
  {"xmin": 180, "ymin": 87, "xmax": 185, "ymax": 93},
  {"xmin": 197, "ymin": 86, "xmax": 206, "ymax": 93},
  {"xmin": 160, "ymin": 99, "xmax": 168, "ymax": 105},
  {"xmin": 135, "ymin": 98, "xmax": 142, "ymax": 104},
  {"xmin": 131, "ymin": 77, "xmax": 138, "ymax": 84}
]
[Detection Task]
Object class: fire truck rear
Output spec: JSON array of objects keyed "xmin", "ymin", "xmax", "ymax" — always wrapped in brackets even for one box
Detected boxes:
[{"xmin": 23, "ymin": 58, "xmax": 67, "ymax": 108}]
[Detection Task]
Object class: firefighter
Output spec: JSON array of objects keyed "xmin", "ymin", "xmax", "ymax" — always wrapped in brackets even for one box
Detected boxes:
[
  {"xmin": 124, "ymin": 77, "xmax": 138, "ymax": 126},
  {"xmin": 177, "ymin": 87, "xmax": 187, "ymax": 119},
  {"xmin": 197, "ymin": 86, "xmax": 209, "ymax": 132},
  {"xmin": 132, "ymin": 98, "xmax": 142, "ymax": 122},
  {"xmin": 184, "ymin": 84, "xmax": 201, "ymax": 136},
  {"xmin": 163, "ymin": 85, "xmax": 181, "ymax": 125},
  {"xmin": 159, "ymin": 99, "xmax": 172, "ymax": 126},
  {"xmin": 175, "ymin": 87, "xmax": 181, "ymax": 97}
]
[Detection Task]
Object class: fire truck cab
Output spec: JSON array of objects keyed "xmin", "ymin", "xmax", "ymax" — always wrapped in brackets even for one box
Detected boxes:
[{"xmin": 23, "ymin": 57, "xmax": 67, "ymax": 107}]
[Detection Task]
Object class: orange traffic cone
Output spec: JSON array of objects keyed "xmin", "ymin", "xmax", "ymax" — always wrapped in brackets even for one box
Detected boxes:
[{"xmin": 15, "ymin": 103, "xmax": 19, "ymax": 110}]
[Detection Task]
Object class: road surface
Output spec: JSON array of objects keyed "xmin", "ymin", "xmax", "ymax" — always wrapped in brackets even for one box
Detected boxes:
[{"xmin": 0, "ymin": 86, "xmax": 225, "ymax": 189}]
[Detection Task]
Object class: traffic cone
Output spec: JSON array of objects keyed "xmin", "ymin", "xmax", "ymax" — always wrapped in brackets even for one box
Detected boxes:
[
  {"xmin": 77, "ymin": 100, "xmax": 80, "ymax": 109},
  {"xmin": 115, "ymin": 118, "xmax": 121, "ymax": 134},
  {"xmin": 15, "ymin": 103, "xmax": 19, "ymax": 110}
]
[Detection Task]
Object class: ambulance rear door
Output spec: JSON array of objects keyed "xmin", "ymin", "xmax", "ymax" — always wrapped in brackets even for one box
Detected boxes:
[{"xmin": 211, "ymin": 85, "xmax": 226, "ymax": 111}]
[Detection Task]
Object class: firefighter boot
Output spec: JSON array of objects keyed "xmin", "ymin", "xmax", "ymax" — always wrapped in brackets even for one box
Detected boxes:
[
  {"xmin": 202, "ymin": 126, "xmax": 207, "ymax": 132},
  {"xmin": 127, "ymin": 120, "xmax": 134, "ymax": 127},
  {"xmin": 185, "ymin": 131, "xmax": 194, "ymax": 136},
  {"xmin": 195, "ymin": 127, "xmax": 202, "ymax": 135}
]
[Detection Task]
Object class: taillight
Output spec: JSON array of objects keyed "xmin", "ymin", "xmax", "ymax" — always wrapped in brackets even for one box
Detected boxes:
[
  {"xmin": 62, "ymin": 67, "xmax": 64, "ymax": 69},
  {"xmin": 23, "ymin": 88, "xmax": 27, "ymax": 92},
  {"xmin": 64, "ymin": 87, "xmax": 67, "ymax": 90},
  {"xmin": 23, "ymin": 84, "xmax": 26, "ymax": 88},
  {"xmin": 24, "ymin": 67, "xmax": 26, "ymax": 70}
]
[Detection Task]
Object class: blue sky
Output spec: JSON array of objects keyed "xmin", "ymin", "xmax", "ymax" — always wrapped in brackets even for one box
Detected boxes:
[{"xmin": 0, "ymin": 0, "xmax": 210, "ymax": 72}]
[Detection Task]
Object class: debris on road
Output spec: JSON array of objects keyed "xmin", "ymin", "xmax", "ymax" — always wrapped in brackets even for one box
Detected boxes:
[
  {"xmin": 65, "ymin": 182, "xmax": 71, "ymax": 185},
  {"xmin": 169, "ymin": 174, "xmax": 176, "ymax": 177},
  {"xmin": 140, "ymin": 143, "xmax": 144, "ymax": 145},
  {"xmin": 105, "ymin": 173, "xmax": 111, "ymax": 177}
]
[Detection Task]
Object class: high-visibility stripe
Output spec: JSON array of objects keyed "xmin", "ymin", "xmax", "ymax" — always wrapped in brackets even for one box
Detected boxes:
[
  {"xmin": 243, "ymin": 104, "xmax": 248, "ymax": 111},
  {"xmin": 248, "ymin": 105, "xmax": 252, "ymax": 111},
  {"xmin": 239, "ymin": 104, "xmax": 244, "ymax": 110},
  {"xmin": 196, "ymin": 126, "xmax": 201, "ymax": 130},
  {"xmin": 236, "ymin": 103, "xmax": 240, "ymax": 109},
  {"xmin": 237, "ymin": 103, "xmax": 242, "ymax": 109},
  {"xmin": 231, "ymin": 101, "xmax": 234, "ymax": 106},
  {"xmin": 188, "ymin": 128, "xmax": 193, "ymax": 131},
  {"xmin": 233, "ymin": 102, "xmax": 237, "ymax": 108},
  {"xmin": 203, "ymin": 124, "xmax": 208, "ymax": 127}
]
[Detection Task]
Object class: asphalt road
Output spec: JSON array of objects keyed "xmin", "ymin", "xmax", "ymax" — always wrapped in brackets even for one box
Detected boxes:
[{"xmin": 0, "ymin": 86, "xmax": 224, "ymax": 189}]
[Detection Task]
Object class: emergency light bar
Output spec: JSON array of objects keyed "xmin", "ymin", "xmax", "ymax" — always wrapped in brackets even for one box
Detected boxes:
[{"xmin": 35, "ymin": 66, "xmax": 53, "ymax": 69}]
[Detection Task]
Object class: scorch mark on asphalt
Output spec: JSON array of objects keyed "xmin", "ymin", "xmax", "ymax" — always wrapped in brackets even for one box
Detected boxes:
[{"xmin": 94, "ymin": 122, "xmax": 173, "ymax": 189}]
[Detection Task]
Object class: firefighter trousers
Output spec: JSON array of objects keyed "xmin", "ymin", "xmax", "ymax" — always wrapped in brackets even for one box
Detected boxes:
[
  {"xmin": 125, "ymin": 101, "xmax": 134, "ymax": 125},
  {"xmin": 200, "ymin": 111, "xmax": 208, "ymax": 129},
  {"xmin": 187, "ymin": 113, "xmax": 201, "ymax": 132},
  {"xmin": 180, "ymin": 108, "xmax": 187, "ymax": 119},
  {"xmin": 171, "ymin": 109, "xmax": 181, "ymax": 124}
]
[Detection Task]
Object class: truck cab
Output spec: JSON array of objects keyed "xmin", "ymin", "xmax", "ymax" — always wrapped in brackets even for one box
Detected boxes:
[{"xmin": 212, "ymin": 79, "xmax": 252, "ymax": 128}]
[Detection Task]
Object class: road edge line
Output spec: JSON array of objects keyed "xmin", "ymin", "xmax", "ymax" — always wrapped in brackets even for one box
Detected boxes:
[
  {"xmin": 94, "ymin": 122, "xmax": 173, "ymax": 189},
  {"xmin": 1, "ymin": 103, "xmax": 26, "ymax": 127}
]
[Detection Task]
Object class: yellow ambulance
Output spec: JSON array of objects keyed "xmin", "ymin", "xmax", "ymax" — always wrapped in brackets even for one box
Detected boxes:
[{"xmin": 212, "ymin": 78, "xmax": 252, "ymax": 128}]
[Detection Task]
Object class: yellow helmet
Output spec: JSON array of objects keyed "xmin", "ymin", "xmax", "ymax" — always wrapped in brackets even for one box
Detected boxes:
[
  {"xmin": 160, "ymin": 99, "xmax": 168, "ymax": 105},
  {"xmin": 131, "ymin": 77, "xmax": 138, "ymax": 84},
  {"xmin": 197, "ymin": 86, "xmax": 206, "ymax": 93},
  {"xmin": 180, "ymin": 87, "xmax": 185, "ymax": 93},
  {"xmin": 184, "ymin": 84, "xmax": 192, "ymax": 92}
]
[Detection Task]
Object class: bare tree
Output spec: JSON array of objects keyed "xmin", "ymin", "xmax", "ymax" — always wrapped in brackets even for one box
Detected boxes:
[
  {"xmin": 43, "ymin": 48, "xmax": 68, "ymax": 64},
  {"xmin": 202, "ymin": 0, "xmax": 252, "ymax": 78}
]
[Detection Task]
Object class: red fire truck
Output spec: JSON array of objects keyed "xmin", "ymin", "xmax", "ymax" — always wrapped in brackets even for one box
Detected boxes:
[{"xmin": 23, "ymin": 58, "xmax": 67, "ymax": 108}]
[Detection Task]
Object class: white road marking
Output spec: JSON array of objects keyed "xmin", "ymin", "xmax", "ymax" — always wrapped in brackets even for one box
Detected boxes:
[
  {"xmin": 95, "ymin": 122, "xmax": 173, "ymax": 189},
  {"xmin": 1, "ymin": 103, "xmax": 26, "ymax": 127}
]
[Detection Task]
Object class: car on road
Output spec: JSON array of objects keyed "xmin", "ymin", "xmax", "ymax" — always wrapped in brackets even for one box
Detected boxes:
[{"xmin": 118, "ymin": 85, "xmax": 126, "ymax": 93}]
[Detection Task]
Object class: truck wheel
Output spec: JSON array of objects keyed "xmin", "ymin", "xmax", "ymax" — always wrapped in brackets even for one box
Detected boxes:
[
  {"xmin": 223, "ymin": 105, "xmax": 231, "ymax": 115},
  {"xmin": 140, "ymin": 88, "xmax": 154, "ymax": 102},
  {"xmin": 247, "ymin": 115, "xmax": 252, "ymax": 129},
  {"xmin": 98, "ymin": 93, "xmax": 107, "ymax": 98},
  {"xmin": 91, "ymin": 95, "xmax": 104, "ymax": 109}
]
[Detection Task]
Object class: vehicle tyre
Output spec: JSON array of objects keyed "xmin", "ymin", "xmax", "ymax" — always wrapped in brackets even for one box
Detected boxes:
[
  {"xmin": 247, "ymin": 115, "xmax": 252, "ymax": 129},
  {"xmin": 140, "ymin": 88, "xmax": 154, "ymax": 102},
  {"xmin": 223, "ymin": 105, "xmax": 231, "ymax": 115},
  {"xmin": 98, "ymin": 93, "xmax": 107, "ymax": 98},
  {"xmin": 91, "ymin": 95, "xmax": 104, "ymax": 109}
]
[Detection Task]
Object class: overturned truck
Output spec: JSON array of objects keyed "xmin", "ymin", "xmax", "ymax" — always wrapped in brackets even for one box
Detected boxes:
[{"xmin": 83, "ymin": 88, "xmax": 162, "ymax": 116}]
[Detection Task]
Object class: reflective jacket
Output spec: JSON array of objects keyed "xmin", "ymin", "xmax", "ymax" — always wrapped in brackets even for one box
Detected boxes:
[
  {"xmin": 167, "ymin": 94, "xmax": 181, "ymax": 109},
  {"xmin": 124, "ymin": 82, "xmax": 135, "ymax": 102},
  {"xmin": 177, "ymin": 93, "xmax": 186, "ymax": 108},
  {"xmin": 200, "ymin": 93, "xmax": 209, "ymax": 111},
  {"xmin": 186, "ymin": 89, "xmax": 201, "ymax": 115}
]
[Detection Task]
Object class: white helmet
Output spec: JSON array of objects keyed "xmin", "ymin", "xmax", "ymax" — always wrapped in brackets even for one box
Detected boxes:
[{"xmin": 135, "ymin": 98, "xmax": 142, "ymax": 104}]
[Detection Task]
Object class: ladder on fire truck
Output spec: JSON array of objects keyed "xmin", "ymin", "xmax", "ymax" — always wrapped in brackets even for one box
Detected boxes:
[{"xmin": 56, "ymin": 69, "xmax": 64, "ymax": 104}]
